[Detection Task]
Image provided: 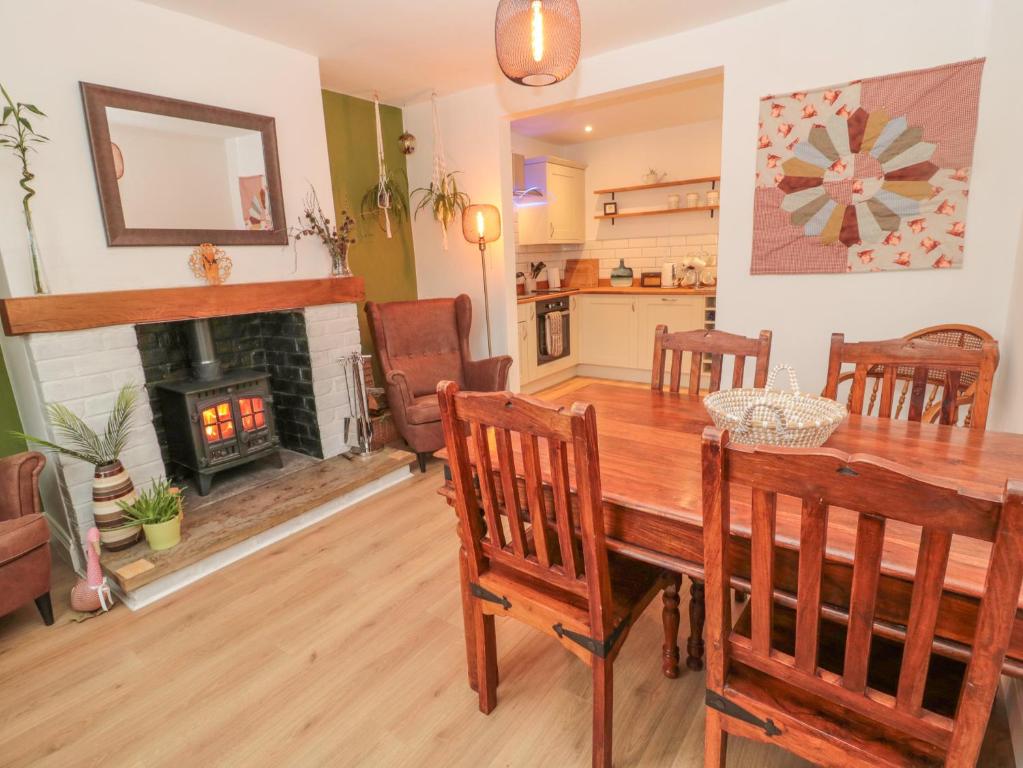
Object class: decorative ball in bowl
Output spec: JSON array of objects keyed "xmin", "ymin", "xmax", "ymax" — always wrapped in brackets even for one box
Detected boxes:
[{"xmin": 703, "ymin": 365, "xmax": 846, "ymax": 447}]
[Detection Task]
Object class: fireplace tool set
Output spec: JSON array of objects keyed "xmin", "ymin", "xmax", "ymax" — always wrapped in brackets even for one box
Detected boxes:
[{"xmin": 341, "ymin": 351, "xmax": 382, "ymax": 458}]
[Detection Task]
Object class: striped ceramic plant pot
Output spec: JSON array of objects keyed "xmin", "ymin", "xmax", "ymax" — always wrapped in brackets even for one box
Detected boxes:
[{"xmin": 92, "ymin": 460, "xmax": 142, "ymax": 551}]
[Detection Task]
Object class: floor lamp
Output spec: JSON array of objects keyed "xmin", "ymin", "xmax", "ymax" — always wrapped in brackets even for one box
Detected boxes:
[{"xmin": 461, "ymin": 204, "xmax": 501, "ymax": 357}]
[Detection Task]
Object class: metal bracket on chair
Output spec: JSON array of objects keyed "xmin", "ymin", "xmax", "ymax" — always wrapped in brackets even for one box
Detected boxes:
[
  {"xmin": 705, "ymin": 690, "xmax": 781, "ymax": 736},
  {"xmin": 552, "ymin": 621, "xmax": 627, "ymax": 658},
  {"xmin": 470, "ymin": 583, "xmax": 511, "ymax": 610}
]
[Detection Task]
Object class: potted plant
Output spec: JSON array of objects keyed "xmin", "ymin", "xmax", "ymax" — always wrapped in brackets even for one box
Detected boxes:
[
  {"xmin": 412, "ymin": 170, "xmax": 470, "ymax": 250},
  {"xmin": 13, "ymin": 384, "xmax": 143, "ymax": 550},
  {"xmin": 360, "ymin": 169, "xmax": 409, "ymax": 236},
  {"xmin": 117, "ymin": 478, "xmax": 183, "ymax": 552},
  {"xmin": 0, "ymin": 83, "xmax": 50, "ymax": 294}
]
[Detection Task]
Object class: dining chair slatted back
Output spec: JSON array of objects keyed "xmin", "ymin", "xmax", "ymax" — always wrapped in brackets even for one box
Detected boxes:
[
  {"xmin": 823, "ymin": 333, "xmax": 999, "ymax": 431},
  {"xmin": 702, "ymin": 427, "xmax": 1023, "ymax": 768},
  {"xmin": 438, "ymin": 381, "xmax": 614, "ymax": 641},
  {"xmin": 652, "ymin": 328, "xmax": 772, "ymax": 395}
]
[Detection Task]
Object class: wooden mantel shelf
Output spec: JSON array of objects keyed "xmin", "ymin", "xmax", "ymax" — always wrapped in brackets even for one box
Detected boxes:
[{"xmin": 0, "ymin": 277, "xmax": 365, "ymax": 336}]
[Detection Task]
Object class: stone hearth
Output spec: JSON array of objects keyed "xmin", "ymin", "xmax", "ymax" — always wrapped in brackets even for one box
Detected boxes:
[{"xmin": 24, "ymin": 301, "xmax": 362, "ymax": 558}]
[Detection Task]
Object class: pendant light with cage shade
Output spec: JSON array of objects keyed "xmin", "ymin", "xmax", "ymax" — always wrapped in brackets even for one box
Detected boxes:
[{"xmin": 495, "ymin": 0, "xmax": 581, "ymax": 87}]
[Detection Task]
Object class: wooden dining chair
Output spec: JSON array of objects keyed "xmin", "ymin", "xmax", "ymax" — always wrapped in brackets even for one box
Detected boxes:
[
  {"xmin": 701, "ymin": 427, "xmax": 1023, "ymax": 768},
  {"xmin": 438, "ymin": 381, "xmax": 682, "ymax": 768},
  {"xmin": 824, "ymin": 332, "xmax": 999, "ymax": 430},
  {"xmin": 651, "ymin": 327, "xmax": 772, "ymax": 395}
]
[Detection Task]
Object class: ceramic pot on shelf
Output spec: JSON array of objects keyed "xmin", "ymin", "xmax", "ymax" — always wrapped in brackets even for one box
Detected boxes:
[
  {"xmin": 92, "ymin": 460, "xmax": 142, "ymax": 551},
  {"xmin": 610, "ymin": 258, "xmax": 634, "ymax": 287}
]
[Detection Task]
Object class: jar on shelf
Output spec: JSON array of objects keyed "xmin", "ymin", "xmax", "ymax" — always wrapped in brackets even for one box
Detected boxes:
[
  {"xmin": 686, "ymin": 192, "xmax": 700, "ymax": 208},
  {"xmin": 706, "ymin": 189, "xmax": 720, "ymax": 206},
  {"xmin": 610, "ymin": 258, "xmax": 634, "ymax": 287}
]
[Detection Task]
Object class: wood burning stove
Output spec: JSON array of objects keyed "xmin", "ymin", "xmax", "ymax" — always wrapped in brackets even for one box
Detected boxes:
[{"xmin": 156, "ymin": 319, "xmax": 281, "ymax": 495}]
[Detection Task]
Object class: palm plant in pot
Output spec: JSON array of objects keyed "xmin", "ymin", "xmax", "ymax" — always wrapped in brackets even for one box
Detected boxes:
[
  {"xmin": 13, "ymin": 384, "xmax": 143, "ymax": 551},
  {"xmin": 117, "ymin": 478, "xmax": 183, "ymax": 552}
]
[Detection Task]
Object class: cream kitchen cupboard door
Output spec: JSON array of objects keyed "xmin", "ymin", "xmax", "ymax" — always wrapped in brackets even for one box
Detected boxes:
[
  {"xmin": 579, "ymin": 295, "xmax": 637, "ymax": 368},
  {"xmin": 516, "ymin": 303, "xmax": 536, "ymax": 386},
  {"xmin": 517, "ymin": 157, "xmax": 586, "ymax": 245},
  {"xmin": 636, "ymin": 296, "xmax": 706, "ymax": 367}
]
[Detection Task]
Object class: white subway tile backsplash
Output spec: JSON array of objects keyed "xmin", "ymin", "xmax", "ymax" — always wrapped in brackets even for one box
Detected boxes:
[{"xmin": 517, "ymin": 230, "xmax": 717, "ymax": 283}]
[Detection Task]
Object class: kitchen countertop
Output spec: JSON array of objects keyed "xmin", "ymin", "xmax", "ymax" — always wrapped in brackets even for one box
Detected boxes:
[{"xmin": 516, "ymin": 285, "xmax": 716, "ymax": 304}]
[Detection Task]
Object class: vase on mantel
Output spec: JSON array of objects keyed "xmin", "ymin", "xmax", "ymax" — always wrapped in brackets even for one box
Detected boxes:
[
  {"xmin": 92, "ymin": 460, "xmax": 142, "ymax": 551},
  {"xmin": 329, "ymin": 241, "xmax": 353, "ymax": 278},
  {"xmin": 610, "ymin": 258, "xmax": 634, "ymax": 288},
  {"xmin": 23, "ymin": 201, "xmax": 50, "ymax": 295}
]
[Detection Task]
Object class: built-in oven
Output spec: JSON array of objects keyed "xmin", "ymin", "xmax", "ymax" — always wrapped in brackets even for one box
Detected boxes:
[{"xmin": 535, "ymin": 296, "xmax": 571, "ymax": 366}]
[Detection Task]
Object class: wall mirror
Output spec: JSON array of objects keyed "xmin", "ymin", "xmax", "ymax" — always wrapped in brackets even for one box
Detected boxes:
[{"xmin": 81, "ymin": 82, "xmax": 287, "ymax": 246}]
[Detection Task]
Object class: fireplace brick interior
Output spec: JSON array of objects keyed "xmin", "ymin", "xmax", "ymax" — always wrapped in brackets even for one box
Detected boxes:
[{"xmin": 137, "ymin": 310, "xmax": 325, "ymax": 478}]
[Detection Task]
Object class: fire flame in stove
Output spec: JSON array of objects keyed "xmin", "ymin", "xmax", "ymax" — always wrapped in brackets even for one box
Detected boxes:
[{"xmin": 201, "ymin": 397, "xmax": 266, "ymax": 444}]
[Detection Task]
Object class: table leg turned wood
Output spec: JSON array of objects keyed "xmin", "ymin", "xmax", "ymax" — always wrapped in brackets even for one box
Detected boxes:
[
  {"xmin": 687, "ymin": 579, "xmax": 705, "ymax": 671},
  {"xmin": 662, "ymin": 576, "xmax": 682, "ymax": 678}
]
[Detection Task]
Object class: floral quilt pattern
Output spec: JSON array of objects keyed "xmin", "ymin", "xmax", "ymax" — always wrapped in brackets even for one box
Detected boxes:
[{"xmin": 751, "ymin": 60, "xmax": 984, "ymax": 274}]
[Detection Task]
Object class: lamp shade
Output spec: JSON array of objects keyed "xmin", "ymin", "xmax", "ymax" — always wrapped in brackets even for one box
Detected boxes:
[
  {"xmin": 462, "ymin": 204, "xmax": 502, "ymax": 244},
  {"xmin": 495, "ymin": 0, "xmax": 581, "ymax": 87}
]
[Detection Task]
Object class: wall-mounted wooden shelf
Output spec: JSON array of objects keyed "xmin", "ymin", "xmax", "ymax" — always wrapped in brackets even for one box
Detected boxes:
[
  {"xmin": 594, "ymin": 205, "xmax": 719, "ymax": 221},
  {"xmin": 593, "ymin": 175, "xmax": 720, "ymax": 196}
]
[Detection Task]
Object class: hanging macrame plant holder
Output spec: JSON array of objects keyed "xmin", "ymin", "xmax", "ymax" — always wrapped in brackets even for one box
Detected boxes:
[
  {"xmin": 431, "ymin": 95, "xmax": 449, "ymax": 250},
  {"xmin": 374, "ymin": 94, "xmax": 393, "ymax": 239}
]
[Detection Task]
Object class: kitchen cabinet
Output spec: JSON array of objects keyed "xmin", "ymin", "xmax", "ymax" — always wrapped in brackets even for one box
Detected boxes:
[
  {"xmin": 636, "ymin": 295, "xmax": 706, "ymax": 367},
  {"xmin": 579, "ymin": 295, "xmax": 638, "ymax": 368},
  {"xmin": 516, "ymin": 303, "xmax": 536, "ymax": 386},
  {"xmin": 517, "ymin": 156, "xmax": 586, "ymax": 245}
]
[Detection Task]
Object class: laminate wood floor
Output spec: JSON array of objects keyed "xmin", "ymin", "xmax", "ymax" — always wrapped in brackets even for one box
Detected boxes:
[{"xmin": 0, "ymin": 462, "xmax": 810, "ymax": 767}]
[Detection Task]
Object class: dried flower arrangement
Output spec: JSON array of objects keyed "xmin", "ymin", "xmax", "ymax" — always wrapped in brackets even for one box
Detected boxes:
[{"xmin": 291, "ymin": 186, "xmax": 356, "ymax": 277}]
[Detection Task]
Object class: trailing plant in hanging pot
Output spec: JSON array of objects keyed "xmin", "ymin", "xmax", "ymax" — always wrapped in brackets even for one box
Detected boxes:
[
  {"xmin": 361, "ymin": 168, "xmax": 409, "ymax": 236},
  {"xmin": 291, "ymin": 186, "xmax": 356, "ymax": 277},
  {"xmin": 12, "ymin": 384, "xmax": 143, "ymax": 550},
  {"xmin": 412, "ymin": 171, "xmax": 470, "ymax": 250},
  {"xmin": 0, "ymin": 83, "xmax": 50, "ymax": 295}
]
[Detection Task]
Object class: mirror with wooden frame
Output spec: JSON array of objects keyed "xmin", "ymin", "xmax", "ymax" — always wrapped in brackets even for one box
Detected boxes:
[{"xmin": 81, "ymin": 82, "xmax": 288, "ymax": 246}]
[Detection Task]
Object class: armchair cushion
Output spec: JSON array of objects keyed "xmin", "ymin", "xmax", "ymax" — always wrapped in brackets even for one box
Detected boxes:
[
  {"xmin": 406, "ymin": 395, "xmax": 442, "ymax": 426},
  {"xmin": 372, "ymin": 299, "xmax": 466, "ymax": 397},
  {"xmin": 0, "ymin": 514, "xmax": 50, "ymax": 567}
]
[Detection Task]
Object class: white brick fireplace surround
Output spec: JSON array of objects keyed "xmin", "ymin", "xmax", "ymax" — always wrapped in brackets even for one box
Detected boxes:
[{"xmin": 24, "ymin": 302, "xmax": 362, "ymax": 561}]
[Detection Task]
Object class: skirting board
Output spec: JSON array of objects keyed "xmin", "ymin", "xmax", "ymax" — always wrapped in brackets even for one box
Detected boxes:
[{"xmin": 113, "ymin": 464, "xmax": 412, "ymax": 611}]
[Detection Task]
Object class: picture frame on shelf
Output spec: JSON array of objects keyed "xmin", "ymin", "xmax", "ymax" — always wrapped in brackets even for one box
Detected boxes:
[{"xmin": 603, "ymin": 201, "xmax": 618, "ymax": 216}]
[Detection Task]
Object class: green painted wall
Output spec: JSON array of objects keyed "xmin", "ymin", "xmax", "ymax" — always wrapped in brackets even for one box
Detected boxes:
[
  {"xmin": 0, "ymin": 346, "xmax": 26, "ymax": 457},
  {"xmin": 321, "ymin": 91, "xmax": 417, "ymax": 380}
]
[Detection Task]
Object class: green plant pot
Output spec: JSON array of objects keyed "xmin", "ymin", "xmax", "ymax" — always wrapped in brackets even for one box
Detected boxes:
[{"xmin": 143, "ymin": 513, "xmax": 181, "ymax": 552}]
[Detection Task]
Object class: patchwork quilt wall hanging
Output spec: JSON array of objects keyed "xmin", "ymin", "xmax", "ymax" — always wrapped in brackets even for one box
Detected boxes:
[{"xmin": 751, "ymin": 59, "xmax": 984, "ymax": 274}]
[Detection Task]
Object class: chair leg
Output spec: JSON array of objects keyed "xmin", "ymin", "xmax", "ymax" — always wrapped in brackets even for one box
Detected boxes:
[
  {"xmin": 458, "ymin": 547, "xmax": 478, "ymax": 693},
  {"xmin": 472, "ymin": 601, "xmax": 498, "ymax": 714},
  {"xmin": 687, "ymin": 579, "xmax": 706, "ymax": 671},
  {"xmin": 34, "ymin": 593, "xmax": 54, "ymax": 626},
  {"xmin": 592, "ymin": 657, "xmax": 613, "ymax": 768},
  {"xmin": 704, "ymin": 708, "xmax": 728, "ymax": 768},
  {"xmin": 416, "ymin": 452, "xmax": 428, "ymax": 473},
  {"xmin": 662, "ymin": 576, "xmax": 682, "ymax": 678}
]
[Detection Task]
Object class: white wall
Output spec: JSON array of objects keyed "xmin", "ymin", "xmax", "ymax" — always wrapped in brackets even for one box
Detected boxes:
[
  {"xmin": 0, "ymin": 0, "xmax": 337, "ymax": 559},
  {"xmin": 404, "ymin": 87, "xmax": 515, "ymax": 362},
  {"xmin": 0, "ymin": 0, "xmax": 335, "ymax": 297},
  {"xmin": 408, "ymin": 0, "xmax": 1023, "ymax": 427}
]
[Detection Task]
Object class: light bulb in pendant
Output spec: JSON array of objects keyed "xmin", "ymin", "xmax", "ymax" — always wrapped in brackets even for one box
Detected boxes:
[{"xmin": 530, "ymin": 1, "xmax": 544, "ymax": 62}]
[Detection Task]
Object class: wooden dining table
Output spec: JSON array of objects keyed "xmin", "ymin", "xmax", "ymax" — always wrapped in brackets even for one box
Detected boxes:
[{"xmin": 438, "ymin": 379, "xmax": 1023, "ymax": 678}]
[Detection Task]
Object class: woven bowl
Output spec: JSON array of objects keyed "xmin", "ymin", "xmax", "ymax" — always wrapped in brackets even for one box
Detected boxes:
[{"xmin": 703, "ymin": 365, "xmax": 846, "ymax": 448}]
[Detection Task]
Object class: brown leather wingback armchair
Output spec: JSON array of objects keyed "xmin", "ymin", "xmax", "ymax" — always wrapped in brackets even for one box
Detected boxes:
[
  {"xmin": 0, "ymin": 451, "xmax": 53, "ymax": 625},
  {"xmin": 366, "ymin": 295, "xmax": 512, "ymax": 471}
]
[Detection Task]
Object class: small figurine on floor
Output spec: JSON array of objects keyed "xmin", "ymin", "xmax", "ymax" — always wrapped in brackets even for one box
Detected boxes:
[{"xmin": 70, "ymin": 527, "xmax": 115, "ymax": 613}]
